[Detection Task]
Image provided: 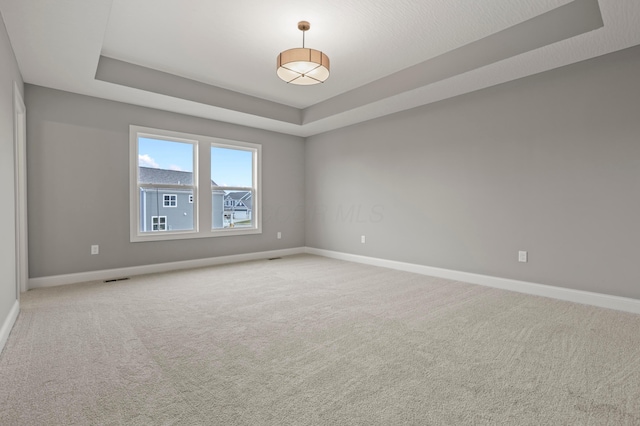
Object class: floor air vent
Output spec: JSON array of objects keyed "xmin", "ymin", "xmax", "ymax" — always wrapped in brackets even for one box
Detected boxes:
[{"xmin": 104, "ymin": 277, "xmax": 130, "ymax": 283}]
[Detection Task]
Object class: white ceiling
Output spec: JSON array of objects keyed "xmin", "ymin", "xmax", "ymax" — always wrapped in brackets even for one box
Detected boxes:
[{"xmin": 1, "ymin": 0, "xmax": 639, "ymax": 136}]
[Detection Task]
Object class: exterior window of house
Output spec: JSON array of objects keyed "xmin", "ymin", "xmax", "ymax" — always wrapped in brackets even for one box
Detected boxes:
[
  {"xmin": 130, "ymin": 125, "xmax": 261, "ymax": 241},
  {"xmin": 151, "ymin": 216, "xmax": 167, "ymax": 231},
  {"xmin": 211, "ymin": 141, "xmax": 261, "ymax": 234},
  {"xmin": 163, "ymin": 194, "xmax": 177, "ymax": 207}
]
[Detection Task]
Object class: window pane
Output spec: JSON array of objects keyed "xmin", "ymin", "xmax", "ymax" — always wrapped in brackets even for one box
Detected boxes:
[
  {"xmin": 163, "ymin": 194, "xmax": 177, "ymax": 207},
  {"xmin": 139, "ymin": 137, "xmax": 193, "ymax": 179},
  {"xmin": 140, "ymin": 188, "xmax": 194, "ymax": 232},
  {"xmin": 211, "ymin": 146, "xmax": 253, "ymax": 187},
  {"xmin": 211, "ymin": 145, "xmax": 255, "ymax": 230},
  {"xmin": 137, "ymin": 136, "xmax": 195, "ymax": 234},
  {"xmin": 151, "ymin": 216, "xmax": 166, "ymax": 231}
]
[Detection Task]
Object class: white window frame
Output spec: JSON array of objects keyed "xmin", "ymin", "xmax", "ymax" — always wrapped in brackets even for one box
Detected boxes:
[
  {"xmin": 130, "ymin": 125, "xmax": 261, "ymax": 242},
  {"xmin": 163, "ymin": 194, "xmax": 177, "ymax": 207},
  {"xmin": 210, "ymin": 138, "xmax": 261, "ymax": 237},
  {"xmin": 151, "ymin": 216, "xmax": 167, "ymax": 231},
  {"xmin": 130, "ymin": 126, "xmax": 198, "ymax": 242}
]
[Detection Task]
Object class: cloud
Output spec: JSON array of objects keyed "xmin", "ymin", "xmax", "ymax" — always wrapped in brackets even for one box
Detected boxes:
[
  {"xmin": 139, "ymin": 154, "xmax": 159, "ymax": 168},
  {"xmin": 169, "ymin": 165, "xmax": 184, "ymax": 171}
]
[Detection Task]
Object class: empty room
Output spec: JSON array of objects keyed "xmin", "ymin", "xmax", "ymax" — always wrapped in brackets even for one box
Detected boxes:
[{"xmin": 1, "ymin": 0, "xmax": 639, "ymax": 424}]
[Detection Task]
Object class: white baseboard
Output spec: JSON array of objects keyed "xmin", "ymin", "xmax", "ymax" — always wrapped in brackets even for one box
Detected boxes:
[
  {"xmin": 0, "ymin": 300, "xmax": 19, "ymax": 355},
  {"xmin": 305, "ymin": 247, "xmax": 640, "ymax": 315},
  {"xmin": 26, "ymin": 246, "xmax": 640, "ymax": 315},
  {"xmin": 28, "ymin": 247, "xmax": 306, "ymax": 289}
]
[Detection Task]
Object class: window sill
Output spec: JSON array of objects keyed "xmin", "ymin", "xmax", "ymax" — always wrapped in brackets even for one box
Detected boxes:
[{"xmin": 130, "ymin": 228, "xmax": 261, "ymax": 242}]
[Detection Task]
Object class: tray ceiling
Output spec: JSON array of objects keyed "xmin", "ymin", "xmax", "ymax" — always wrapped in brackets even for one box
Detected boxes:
[{"xmin": 1, "ymin": 0, "xmax": 639, "ymax": 136}]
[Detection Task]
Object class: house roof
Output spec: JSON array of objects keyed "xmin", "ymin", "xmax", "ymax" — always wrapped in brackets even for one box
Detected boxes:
[
  {"xmin": 139, "ymin": 167, "xmax": 218, "ymax": 186},
  {"xmin": 242, "ymin": 197, "xmax": 253, "ymax": 210},
  {"xmin": 225, "ymin": 191, "xmax": 251, "ymax": 201},
  {"xmin": 224, "ymin": 191, "xmax": 253, "ymax": 210}
]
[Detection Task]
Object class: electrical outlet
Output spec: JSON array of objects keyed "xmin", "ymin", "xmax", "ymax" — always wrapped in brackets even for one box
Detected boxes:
[
  {"xmin": 518, "ymin": 251, "xmax": 527, "ymax": 263},
  {"xmin": 361, "ymin": 235, "xmax": 366, "ymax": 244},
  {"xmin": 277, "ymin": 232, "xmax": 282, "ymax": 239},
  {"xmin": 91, "ymin": 245, "xmax": 99, "ymax": 255}
]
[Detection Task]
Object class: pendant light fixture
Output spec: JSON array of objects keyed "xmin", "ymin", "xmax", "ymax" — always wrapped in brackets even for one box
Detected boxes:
[{"xmin": 277, "ymin": 21, "xmax": 330, "ymax": 85}]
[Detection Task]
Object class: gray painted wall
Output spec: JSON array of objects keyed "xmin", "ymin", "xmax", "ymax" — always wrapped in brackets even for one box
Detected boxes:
[
  {"xmin": 0, "ymin": 12, "xmax": 23, "ymax": 333},
  {"xmin": 26, "ymin": 85, "xmax": 305, "ymax": 278},
  {"xmin": 306, "ymin": 45, "xmax": 640, "ymax": 300}
]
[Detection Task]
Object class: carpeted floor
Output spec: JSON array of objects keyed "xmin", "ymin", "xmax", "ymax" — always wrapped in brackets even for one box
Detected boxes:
[{"xmin": 1, "ymin": 254, "xmax": 639, "ymax": 425}]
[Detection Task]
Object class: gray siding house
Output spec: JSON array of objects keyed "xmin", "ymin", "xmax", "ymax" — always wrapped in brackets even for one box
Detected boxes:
[{"xmin": 139, "ymin": 167, "xmax": 225, "ymax": 231}]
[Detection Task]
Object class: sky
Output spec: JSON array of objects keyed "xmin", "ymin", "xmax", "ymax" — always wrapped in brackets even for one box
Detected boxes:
[
  {"xmin": 211, "ymin": 146, "xmax": 252, "ymax": 187},
  {"xmin": 138, "ymin": 137, "xmax": 253, "ymax": 187}
]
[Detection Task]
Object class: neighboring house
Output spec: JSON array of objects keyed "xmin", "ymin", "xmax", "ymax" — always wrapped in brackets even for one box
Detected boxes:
[
  {"xmin": 224, "ymin": 191, "xmax": 253, "ymax": 221},
  {"xmin": 138, "ymin": 167, "xmax": 226, "ymax": 231}
]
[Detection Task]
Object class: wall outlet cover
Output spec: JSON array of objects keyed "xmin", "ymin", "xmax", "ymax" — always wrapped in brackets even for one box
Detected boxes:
[{"xmin": 518, "ymin": 251, "xmax": 527, "ymax": 262}]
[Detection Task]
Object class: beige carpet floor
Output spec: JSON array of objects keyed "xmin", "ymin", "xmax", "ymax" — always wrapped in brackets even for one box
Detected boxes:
[{"xmin": 1, "ymin": 254, "xmax": 639, "ymax": 425}]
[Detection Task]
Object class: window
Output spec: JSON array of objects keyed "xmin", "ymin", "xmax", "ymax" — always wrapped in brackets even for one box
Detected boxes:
[
  {"xmin": 163, "ymin": 194, "xmax": 177, "ymax": 207},
  {"xmin": 211, "ymin": 143, "xmax": 259, "ymax": 232},
  {"xmin": 130, "ymin": 125, "xmax": 261, "ymax": 241},
  {"xmin": 151, "ymin": 216, "xmax": 167, "ymax": 231}
]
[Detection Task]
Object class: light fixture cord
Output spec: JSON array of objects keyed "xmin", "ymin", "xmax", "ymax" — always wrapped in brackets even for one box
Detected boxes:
[{"xmin": 302, "ymin": 30, "xmax": 305, "ymax": 48}]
